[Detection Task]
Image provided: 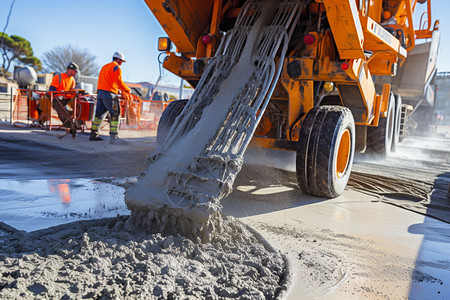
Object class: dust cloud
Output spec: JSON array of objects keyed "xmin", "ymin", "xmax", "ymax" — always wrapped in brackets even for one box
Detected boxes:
[{"xmin": 350, "ymin": 136, "xmax": 450, "ymax": 222}]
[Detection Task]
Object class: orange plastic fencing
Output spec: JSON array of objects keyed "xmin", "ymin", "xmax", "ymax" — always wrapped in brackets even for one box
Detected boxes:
[
  {"xmin": 11, "ymin": 89, "xmax": 95, "ymax": 131},
  {"xmin": 11, "ymin": 89, "xmax": 170, "ymax": 136},
  {"xmin": 119, "ymin": 93, "xmax": 169, "ymax": 131}
]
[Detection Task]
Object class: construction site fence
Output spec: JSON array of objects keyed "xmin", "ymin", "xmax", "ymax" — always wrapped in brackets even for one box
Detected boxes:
[{"xmin": 10, "ymin": 88, "xmax": 170, "ymax": 135}]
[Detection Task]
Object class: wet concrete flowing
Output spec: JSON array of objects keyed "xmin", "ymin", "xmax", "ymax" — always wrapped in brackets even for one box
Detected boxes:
[{"xmin": 125, "ymin": 0, "xmax": 308, "ymax": 243}]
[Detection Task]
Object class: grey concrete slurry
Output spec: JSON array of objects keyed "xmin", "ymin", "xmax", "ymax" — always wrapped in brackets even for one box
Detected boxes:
[{"xmin": 0, "ymin": 124, "xmax": 449, "ymax": 298}]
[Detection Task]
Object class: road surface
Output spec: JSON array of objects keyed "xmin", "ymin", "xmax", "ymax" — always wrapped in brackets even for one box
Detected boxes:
[{"xmin": 0, "ymin": 124, "xmax": 449, "ymax": 299}]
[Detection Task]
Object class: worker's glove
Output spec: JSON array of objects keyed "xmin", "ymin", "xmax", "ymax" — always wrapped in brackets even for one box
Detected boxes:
[{"xmin": 124, "ymin": 92, "xmax": 132, "ymax": 100}]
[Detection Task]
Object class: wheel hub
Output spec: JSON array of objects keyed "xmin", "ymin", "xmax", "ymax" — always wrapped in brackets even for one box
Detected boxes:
[{"xmin": 336, "ymin": 129, "xmax": 351, "ymax": 178}]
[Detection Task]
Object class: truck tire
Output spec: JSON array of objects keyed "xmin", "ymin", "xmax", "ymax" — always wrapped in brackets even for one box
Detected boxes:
[
  {"xmin": 296, "ymin": 106, "xmax": 355, "ymax": 198},
  {"xmin": 367, "ymin": 92, "xmax": 395, "ymax": 156},
  {"xmin": 391, "ymin": 94, "xmax": 402, "ymax": 152},
  {"xmin": 156, "ymin": 100, "xmax": 188, "ymax": 145}
]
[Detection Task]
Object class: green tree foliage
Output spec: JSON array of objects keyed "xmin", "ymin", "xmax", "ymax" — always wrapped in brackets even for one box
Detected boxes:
[
  {"xmin": 0, "ymin": 32, "xmax": 42, "ymax": 75},
  {"xmin": 42, "ymin": 45, "xmax": 99, "ymax": 76}
]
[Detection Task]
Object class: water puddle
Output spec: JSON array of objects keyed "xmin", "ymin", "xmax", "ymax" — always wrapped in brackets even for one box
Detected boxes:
[{"xmin": 0, "ymin": 179, "xmax": 128, "ymax": 231}]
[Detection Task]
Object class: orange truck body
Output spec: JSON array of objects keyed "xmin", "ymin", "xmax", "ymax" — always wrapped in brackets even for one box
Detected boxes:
[{"xmin": 145, "ymin": 0, "xmax": 438, "ymax": 150}]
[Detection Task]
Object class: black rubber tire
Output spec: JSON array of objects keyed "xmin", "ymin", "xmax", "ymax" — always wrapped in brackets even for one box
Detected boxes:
[
  {"xmin": 156, "ymin": 100, "xmax": 188, "ymax": 145},
  {"xmin": 391, "ymin": 94, "xmax": 402, "ymax": 152},
  {"xmin": 296, "ymin": 106, "xmax": 355, "ymax": 198},
  {"xmin": 367, "ymin": 92, "xmax": 395, "ymax": 156}
]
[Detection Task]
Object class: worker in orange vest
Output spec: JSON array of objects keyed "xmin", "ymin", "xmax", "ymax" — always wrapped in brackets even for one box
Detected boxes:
[
  {"xmin": 48, "ymin": 62, "xmax": 79, "ymax": 129},
  {"xmin": 90, "ymin": 51, "xmax": 131, "ymax": 144}
]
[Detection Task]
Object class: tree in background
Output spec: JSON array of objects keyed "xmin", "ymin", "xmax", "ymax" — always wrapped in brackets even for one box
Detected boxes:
[
  {"xmin": 0, "ymin": 32, "xmax": 42, "ymax": 76},
  {"xmin": 42, "ymin": 45, "xmax": 99, "ymax": 76}
]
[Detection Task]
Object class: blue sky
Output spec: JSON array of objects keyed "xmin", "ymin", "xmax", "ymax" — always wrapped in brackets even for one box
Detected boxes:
[
  {"xmin": 0, "ymin": 0, "xmax": 449, "ymax": 86},
  {"xmin": 0, "ymin": 0, "xmax": 180, "ymax": 85}
]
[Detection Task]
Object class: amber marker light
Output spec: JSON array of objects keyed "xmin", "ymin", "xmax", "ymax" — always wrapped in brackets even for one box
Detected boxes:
[
  {"xmin": 158, "ymin": 37, "xmax": 171, "ymax": 51},
  {"xmin": 324, "ymin": 81, "xmax": 334, "ymax": 92}
]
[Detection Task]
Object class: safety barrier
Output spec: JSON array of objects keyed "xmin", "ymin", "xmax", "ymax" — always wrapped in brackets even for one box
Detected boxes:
[
  {"xmin": 11, "ymin": 89, "xmax": 170, "ymax": 134},
  {"xmin": 11, "ymin": 89, "xmax": 94, "ymax": 131},
  {"xmin": 118, "ymin": 93, "xmax": 169, "ymax": 131}
]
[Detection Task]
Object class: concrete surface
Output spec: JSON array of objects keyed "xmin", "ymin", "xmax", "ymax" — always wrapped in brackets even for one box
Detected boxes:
[{"xmin": 0, "ymin": 122, "xmax": 449, "ymax": 299}]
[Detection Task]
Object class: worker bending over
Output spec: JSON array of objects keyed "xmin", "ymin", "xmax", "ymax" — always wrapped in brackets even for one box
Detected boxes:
[
  {"xmin": 90, "ymin": 51, "xmax": 131, "ymax": 144},
  {"xmin": 49, "ymin": 62, "xmax": 80, "ymax": 129}
]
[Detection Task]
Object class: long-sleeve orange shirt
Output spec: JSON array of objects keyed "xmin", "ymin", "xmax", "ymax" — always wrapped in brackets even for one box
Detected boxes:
[
  {"xmin": 97, "ymin": 61, "xmax": 131, "ymax": 94},
  {"xmin": 49, "ymin": 73, "xmax": 75, "ymax": 92}
]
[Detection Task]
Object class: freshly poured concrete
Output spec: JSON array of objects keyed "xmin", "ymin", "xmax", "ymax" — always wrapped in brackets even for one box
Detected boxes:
[
  {"xmin": 0, "ymin": 124, "xmax": 449, "ymax": 298},
  {"xmin": 226, "ymin": 137, "xmax": 450, "ymax": 299},
  {"xmin": 224, "ymin": 186, "xmax": 450, "ymax": 299}
]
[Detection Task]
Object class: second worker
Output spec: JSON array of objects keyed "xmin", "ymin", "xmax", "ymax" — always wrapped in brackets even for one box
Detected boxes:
[{"xmin": 90, "ymin": 51, "xmax": 131, "ymax": 144}]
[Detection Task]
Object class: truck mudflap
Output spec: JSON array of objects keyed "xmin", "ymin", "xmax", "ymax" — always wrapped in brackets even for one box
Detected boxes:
[{"xmin": 125, "ymin": 0, "xmax": 310, "ymax": 242}]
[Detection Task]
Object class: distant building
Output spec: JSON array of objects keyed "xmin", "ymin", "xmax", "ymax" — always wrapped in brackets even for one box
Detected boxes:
[
  {"xmin": 36, "ymin": 73, "xmax": 53, "ymax": 90},
  {"xmin": 0, "ymin": 76, "xmax": 17, "ymax": 93},
  {"xmin": 77, "ymin": 75, "xmax": 98, "ymax": 94},
  {"xmin": 435, "ymin": 72, "xmax": 450, "ymax": 125},
  {"xmin": 137, "ymin": 82, "xmax": 194, "ymax": 100}
]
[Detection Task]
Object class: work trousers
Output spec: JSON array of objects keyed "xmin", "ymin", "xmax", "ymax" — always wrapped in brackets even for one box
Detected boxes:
[
  {"xmin": 92, "ymin": 90, "xmax": 120, "ymax": 136},
  {"xmin": 52, "ymin": 97, "xmax": 74, "ymax": 127}
]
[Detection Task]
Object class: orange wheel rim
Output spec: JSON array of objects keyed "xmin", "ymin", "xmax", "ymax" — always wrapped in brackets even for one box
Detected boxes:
[{"xmin": 336, "ymin": 129, "xmax": 351, "ymax": 178}]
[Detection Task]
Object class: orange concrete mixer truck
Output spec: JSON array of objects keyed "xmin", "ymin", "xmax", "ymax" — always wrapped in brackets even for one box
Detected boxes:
[{"xmin": 125, "ymin": 0, "xmax": 439, "ymax": 238}]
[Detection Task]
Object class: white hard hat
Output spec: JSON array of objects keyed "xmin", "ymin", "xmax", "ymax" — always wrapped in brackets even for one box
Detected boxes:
[{"xmin": 112, "ymin": 51, "xmax": 126, "ymax": 62}]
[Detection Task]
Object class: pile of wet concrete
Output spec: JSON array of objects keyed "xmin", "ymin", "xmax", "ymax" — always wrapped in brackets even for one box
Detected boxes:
[{"xmin": 0, "ymin": 216, "xmax": 288, "ymax": 299}]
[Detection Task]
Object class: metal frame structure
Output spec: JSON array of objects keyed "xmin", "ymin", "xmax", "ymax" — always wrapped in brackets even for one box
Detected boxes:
[{"xmin": 10, "ymin": 88, "xmax": 170, "ymax": 133}]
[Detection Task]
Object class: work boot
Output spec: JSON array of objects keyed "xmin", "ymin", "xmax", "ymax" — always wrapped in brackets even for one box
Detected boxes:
[
  {"xmin": 68, "ymin": 127, "xmax": 76, "ymax": 138},
  {"xmin": 110, "ymin": 135, "xmax": 127, "ymax": 145},
  {"xmin": 89, "ymin": 130, "xmax": 103, "ymax": 141}
]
